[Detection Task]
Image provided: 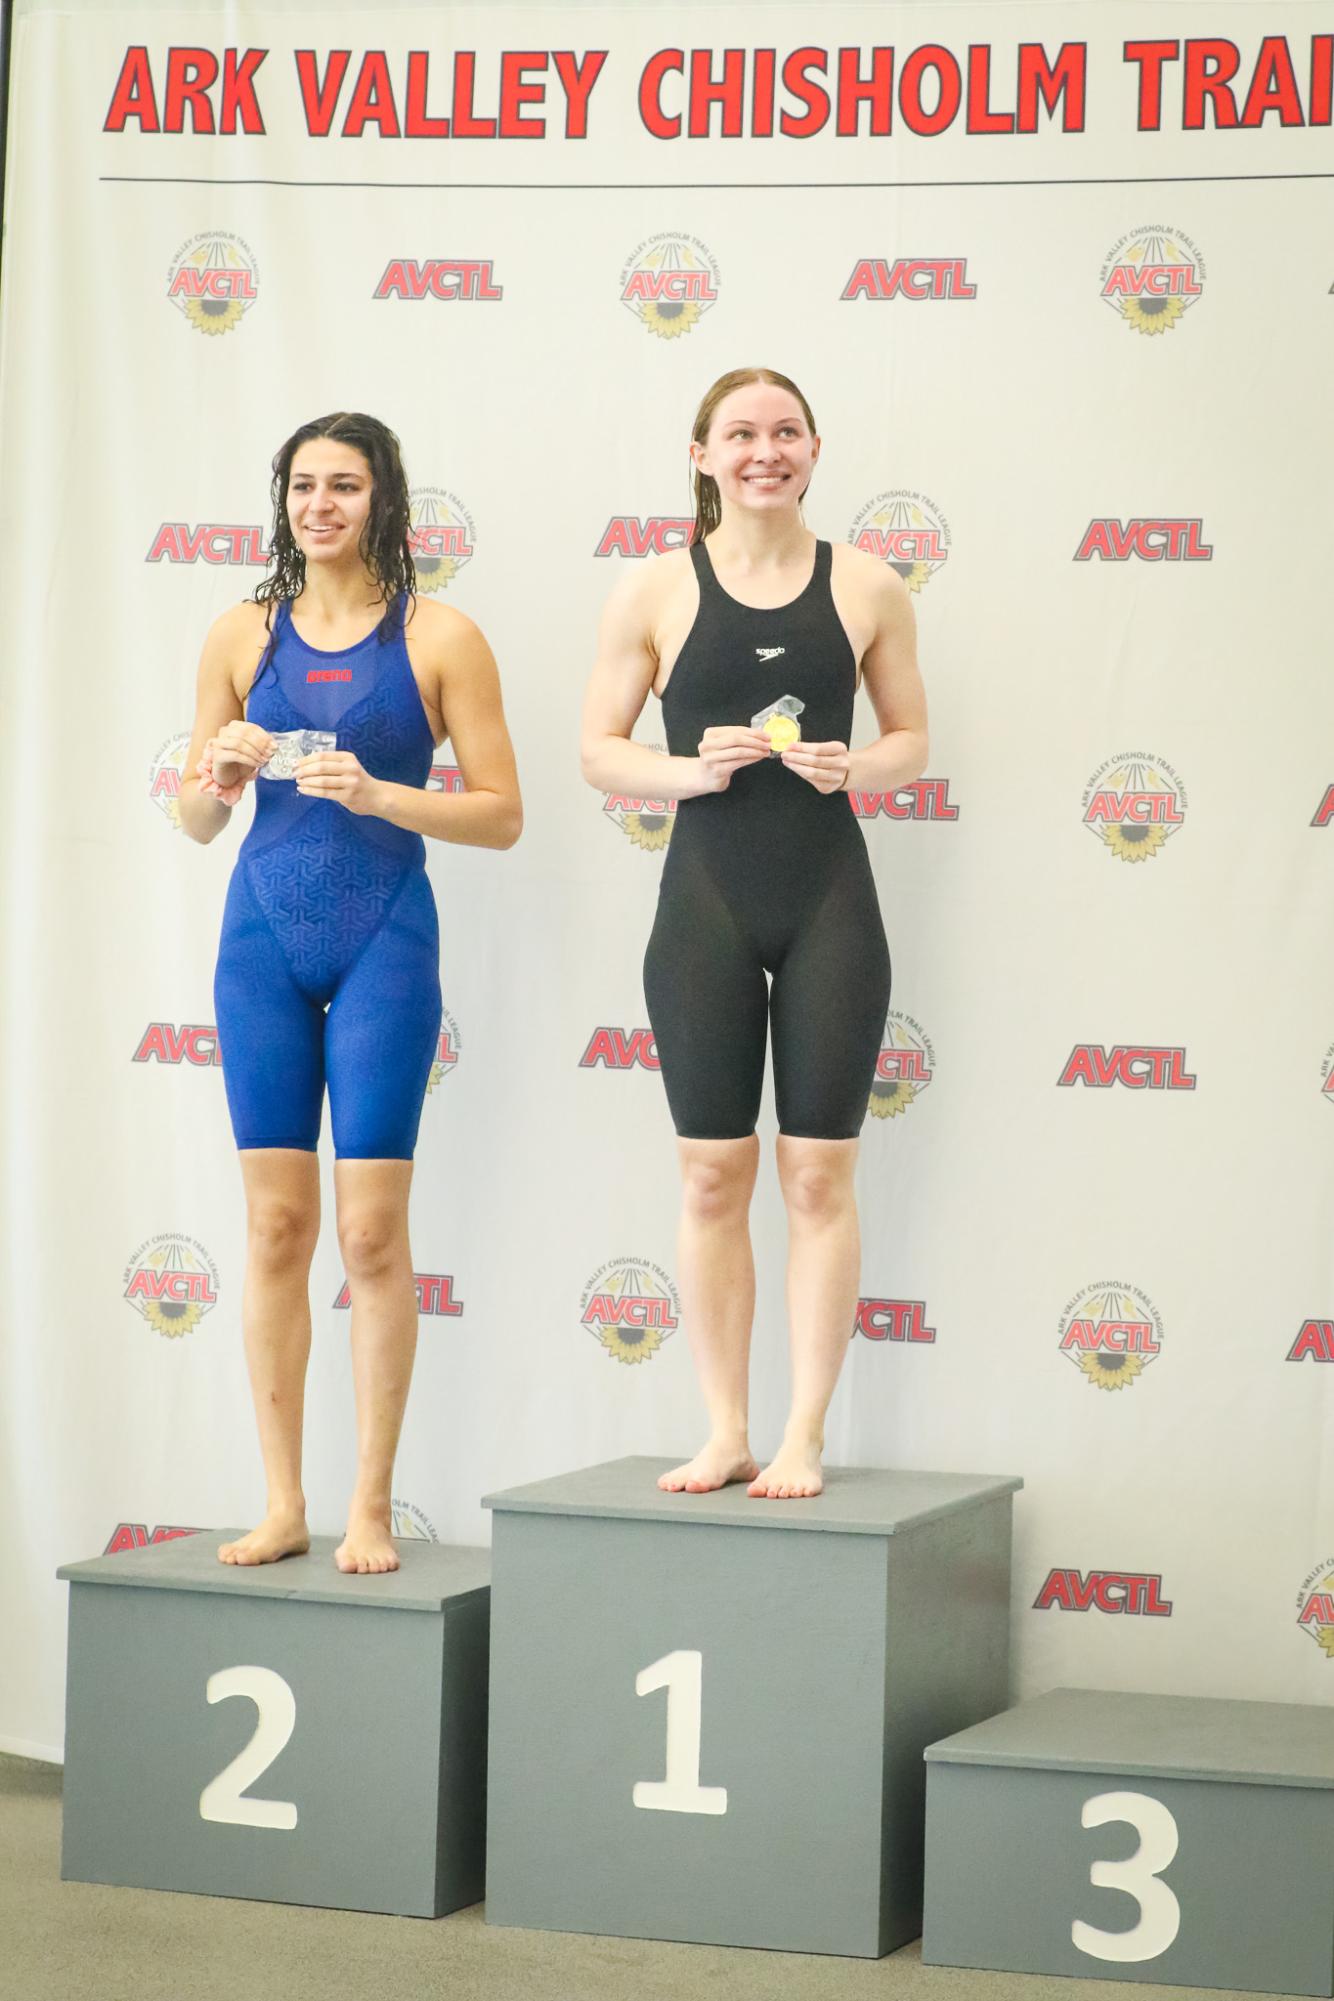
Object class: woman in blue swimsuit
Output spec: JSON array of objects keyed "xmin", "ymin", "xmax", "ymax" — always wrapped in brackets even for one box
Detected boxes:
[{"xmin": 180, "ymin": 412, "xmax": 521, "ymax": 1573}]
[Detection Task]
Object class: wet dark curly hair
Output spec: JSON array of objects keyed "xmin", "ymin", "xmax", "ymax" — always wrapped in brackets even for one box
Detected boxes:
[{"xmin": 253, "ymin": 412, "xmax": 416, "ymax": 646}]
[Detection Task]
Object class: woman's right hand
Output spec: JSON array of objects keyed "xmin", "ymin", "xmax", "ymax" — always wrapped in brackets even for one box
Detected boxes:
[
  {"xmin": 695, "ymin": 725, "xmax": 770, "ymax": 794},
  {"xmin": 200, "ymin": 722, "xmax": 273, "ymax": 803}
]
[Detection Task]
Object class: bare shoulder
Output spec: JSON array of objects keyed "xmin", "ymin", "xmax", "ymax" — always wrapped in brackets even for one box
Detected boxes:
[
  {"xmin": 610, "ymin": 543, "xmax": 692, "ymax": 612},
  {"xmin": 831, "ymin": 540, "xmax": 911, "ymax": 613},
  {"xmin": 403, "ymin": 592, "xmax": 490, "ymax": 668},
  {"xmin": 210, "ymin": 597, "xmax": 272, "ymax": 647}
]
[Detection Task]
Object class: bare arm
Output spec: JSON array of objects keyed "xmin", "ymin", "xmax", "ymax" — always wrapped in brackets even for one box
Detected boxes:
[
  {"xmin": 297, "ymin": 610, "xmax": 522, "ymax": 850},
  {"xmin": 845, "ymin": 564, "xmax": 928, "ymax": 793},
  {"xmin": 580, "ymin": 564, "xmax": 766, "ymax": 800},
  {"xmin": 177, "ymin": 605, "xmax": 271, "ymax": 845}
]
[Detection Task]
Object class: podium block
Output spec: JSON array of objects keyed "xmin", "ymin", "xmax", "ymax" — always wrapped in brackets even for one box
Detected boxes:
[
  {"xmin": 483, "ymin": 1455, "xmax": 1021, "ymax": 1956},
  {"xmin": 924, "ymin": 1687, "xmax": 1334, "ymax": 1995},
  {"xmin": 58, "ymin": 1532, "xmax": 489, "ymax": 1916}
]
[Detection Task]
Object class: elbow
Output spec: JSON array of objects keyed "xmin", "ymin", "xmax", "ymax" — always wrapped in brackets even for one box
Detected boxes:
[
  {"xmin": 499, "ymin": 803, "xmax": 523, "ymax": 850},
  {"xmin": 579, "ymin": 738, "xmax": 607, "ymax": 790},
  {"xmin": 911, "ymin": 731, "xmax": 930, "ymax": 783}
]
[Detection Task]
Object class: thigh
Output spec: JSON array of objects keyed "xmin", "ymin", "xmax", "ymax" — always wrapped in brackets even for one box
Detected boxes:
[
  {"xmin": 324, "ymin": 872, "xmax": 442, "ymax": 1162},
  {"xmin": 214, "ymin": 870, "xmax": 326, "ymax": 1153},
  {"xmin": 643, "ymin": 854, "xmax": 768, "ymax": 1141},
  {"xmin": 769, "ymin": 860, "xmax": 891, "ymax": 1140}
]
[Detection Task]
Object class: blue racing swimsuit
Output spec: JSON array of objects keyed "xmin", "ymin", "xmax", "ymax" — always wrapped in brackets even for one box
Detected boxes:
[{"xmin": 213, "ymin": 596, "xmax": 441, "ymax": 1159}]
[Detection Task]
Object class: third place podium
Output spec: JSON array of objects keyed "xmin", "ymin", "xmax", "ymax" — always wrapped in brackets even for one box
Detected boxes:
[{"xmin": 483, "ymin": 1455, "xmax": 1021, "ymax": 1956}]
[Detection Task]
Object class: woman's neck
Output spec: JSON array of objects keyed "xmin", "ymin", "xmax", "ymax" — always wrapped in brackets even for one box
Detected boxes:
[
  {"xmin": 294, "ymin": 562, "xmax": 382, "ymax": 625},
  {"xmin": 705, "ymin": 510, "xmax": 814, "ymax": 574}
]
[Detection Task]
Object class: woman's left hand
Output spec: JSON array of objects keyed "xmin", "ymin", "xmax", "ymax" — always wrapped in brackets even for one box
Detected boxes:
[
  {"xmin": 294, "ymin": 751, "xmax": 385, "ymax": 816},
  {"xmin": 780, "ymin": 740, "xmax": 851, "ymax": 795}
]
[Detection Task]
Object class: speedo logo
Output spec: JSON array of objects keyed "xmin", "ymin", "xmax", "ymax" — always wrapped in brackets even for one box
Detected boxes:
[{"xmin": 755, "ymin": 646, "xmax": 785, "ymax": 661}]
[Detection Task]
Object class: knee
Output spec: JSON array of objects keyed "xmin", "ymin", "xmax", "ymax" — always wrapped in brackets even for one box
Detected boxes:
[
  {"xmin": 780, "ymin": 1159, "xmax": 851, "ymax": 1223},
  {"xmin": 337, "ymin": 1210, "xmax": 403, "ymax": 1283},
  {"xmin": 247, "ymin": 1201, "xmax": 317, "ymax": 1274},
  {"xmin": 680, "ymin": 1153, "xmax": 753, "ymax": 1224}
]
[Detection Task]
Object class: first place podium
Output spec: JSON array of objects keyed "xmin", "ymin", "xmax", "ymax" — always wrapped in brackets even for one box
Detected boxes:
[
  {"xmin": 58, "ymin": 1532, "xmax": 490, "ymax": 1917},
  {"xmin": 483, "ymin": 1455, "xmax": 1022, "ymax": 1957}
]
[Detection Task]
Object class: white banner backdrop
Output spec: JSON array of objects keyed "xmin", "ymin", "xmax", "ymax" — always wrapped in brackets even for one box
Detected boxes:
[{"xmin": 3, "ymin": 0, "xmax": 1334, "ymax": 1760}]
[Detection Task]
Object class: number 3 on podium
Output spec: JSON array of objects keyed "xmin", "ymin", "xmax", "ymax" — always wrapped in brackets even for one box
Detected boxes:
[{"xmin": 1073, "ymin": 1791, "xmax": 1181, "ymax": 1963}]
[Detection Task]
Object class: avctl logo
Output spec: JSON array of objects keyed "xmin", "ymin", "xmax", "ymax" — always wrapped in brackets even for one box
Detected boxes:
[
  {"xmin": 374, "ymin": 259, "xmax": 502, "ymax": 301},
  {"xmin": 850, "ymin": 778, "xmax": 958, "ymax": 822},
  {"xmin": 1082, "ymin": 755, "xmax": 1187, "ymax": 864},
  {"xmin": 149, "ymin": 733, "xmax": 191, "ymax": 827},
  {"xmin": 1075, "ymin": 519, "xmax": 1213, "ymax": 561},
  {"xmin": 596, "ymin": 518, "xmax": 693, "ymax": 558},
  {"xmin": 1034, "ymin": 1570, "xmax": 1173, "ymax": 1615},
  {"xmin": 123, "ymin": 1235, "xmax": 220, "ymax": 1341},
  {"xmin": 620, "ymin": 233, "xmax": 719, "ymax": 338},
  {"xmin": 869, "ymin": 1012, "xmax": 935, "ymax": 1120},
  {"xmin": 335, "ymin": 1274, "xmax": 463, "ymax": 1316},
  {"xmin": 1100, "ymin": 227, "xmax": 1204, "ymax": 336},
  {"xmin": 848, "ymin": 491, "xmax": 951, "ymax": 592},
  {"xmin": 603, "ymin": 748, "xmax": 676, "ymax": 851},
  {"xmin": 167, "ymin": 231, "xmax": 258, "ymax": 335},
  {"xmin": 1297, "ymin": 1561, "xmax": 1334, "ymax": 1657},
  {"xmin": 1058, "ymin": 1046, "xmax": 1195, "ymax": 1090},
  {"xmin": 408, "ymin": 488, "xmax": 475, "ymax": 591},
  {"xmin": 105, "ymin": 1522, "xmax": 202, "ymax": 1555},
  {"xmin": 580, "ymin": 1259, "xmax": 680, "ymax": 1365},
  {"xmin": 855, "ymin": 1298, "xmax": 936, "ymax": 1344},
  {"xmin": 580, "ymin": 1028, "xmax": 660, "ymax": 1071},
  {"xmin": 1288, "ymin": 1320, "xmax": 1334, "ymax": 1363},
  {"xmin": 391, "ymin": 1500, "xmax": 438, "ymax": 1542},
  {"xmin": 842, "ymin": 257, "xmax": 975, "ymax": 301},
  {"xmin": 1058, "ymin": 1283, "xmax": 1164, "ymax": 1392},
  {"xmin": 134, "ymin": 1023, "xmax": 221, "ymax": 1068},
  {"xmin": 147, "ymin": 524, "xmax": 267, "ymax": 565}
]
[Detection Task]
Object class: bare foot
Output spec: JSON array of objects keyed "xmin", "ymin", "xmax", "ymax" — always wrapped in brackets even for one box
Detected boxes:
[
  {"xmin": 658, "ymin": 1442, "xmax": 759, "ymax": 1494},
  {"xmin": 218, "ymin": 1510, "xmax": 310, "ymax": 1566},
  {"xmin": 334, "ymin": 1511, "xmax": 400, "ymax": 1575},
  {"xmin": 748, "ymin": 1438, "xmax": 824, "ymax": 1500}
]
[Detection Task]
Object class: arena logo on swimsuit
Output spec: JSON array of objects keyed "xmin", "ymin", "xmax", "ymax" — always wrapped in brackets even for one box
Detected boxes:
[
  {"xmin": 1032, "ymin": 1570, "xmax": 1173, "ymax": 1616},
  {"xmin": 1082, "ymin": 754, "xmax": 1187, "ymax": 863},
  {"xmin": 122, "ymin": 1234, "xmax": 220, "ymax": 1341},
  {"xmin": 334, "ymin": 1274, "xmax": 463, "ymax": 1317},
  {"xmin": 1057, "ymin": 1282, "xmax": 1164, "ymax": 1393},
  {"xmin": 104, "ymin": 1523, "xmax": 202, "ymax": 1556},
  {"xmin": 1099, "ymin": 226, "xmax": 1205, "ymax": 337},
  {"xmin": 426, "ymin": 1009, "xmax": 462, "ymax": 1092},
  {"xmin": 1288, "ymin": 1320, "xmax": 1334, "ymax": 1362},
  {"xmin": 133, "ymin": 1022, "xmax": 221, "ymax": 1068},
  {"xmin": 619, "ymin": 232, "xmax": 720, "ymax": 340},
  {"xmin": 841, "ymin": 257, "xmax": 976, "ymax": 301},
  {"xmin": 148, "ymin": 733, "xmax": 191, "ymax": 827},
  {"xmin": 408, "ymin": 486, "xmax": 476, "ymax": 592},
  {"xmin": 580, "ymin": 1259, "xmax": 680, "ymax": 1365},
  {"xmin": 1296, "ymin": 1561, "xmax": 1334, "ymax": 1656},
  {"xmin": 854, "ymin": 1298, "xmax": 936, "ymax": 1344},
  {"xmin": 848, "ymin": 491, "xmax": 951, "ymax": 593},
  {"xmin": 166, "ymin": 229, "xmax": 259, "ymax": 337},
  {"xmin": 869, "ymin": 1012, "xmax": 935, "ymax": 1120}
]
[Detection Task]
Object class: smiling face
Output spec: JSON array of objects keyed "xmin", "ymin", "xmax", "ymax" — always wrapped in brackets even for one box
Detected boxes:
[
  {"xmin": 285, "ymin": 439, "xmax": 373, "ymax": 566},
  {"xmin": 692, "ymin": 382, "xmax": 820, "ymax": 520}
]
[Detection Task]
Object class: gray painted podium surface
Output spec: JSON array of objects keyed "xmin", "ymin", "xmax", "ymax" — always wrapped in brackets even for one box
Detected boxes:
[
  {"xmin": 924, "ymin": 1687, "xmax": 1334, "ymax": 1995},
  {"xmin": 59, "ymin": 1532, "xmax": 490, "ymax": 1916},
  {"xmin": 483, "ymin": 1456, "xmax": 1022, "ymax": 1956}
]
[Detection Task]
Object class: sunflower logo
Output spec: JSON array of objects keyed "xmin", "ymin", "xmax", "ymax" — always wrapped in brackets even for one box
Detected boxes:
[
  {"xmin": 123, "ymin": 1235, "xmax": 220, "ymax": 1341},
  {"xmin": 623, "ymin": 810, "xmax": 672, "ymax": 850},
  {"xmin": 620, "ymin": 233, "xmax": 720, "ymax": 340},
  {"xmin": 869, "ymin": 1013, "xmax": 935, "ymax": 1121},
  {"xmin": 167, "ymin": 233, "xmax": 259, "ymax": 337},
  {"xmin": 603, "ymin": 755, "xmax": 678, "ymax": 850},
  {"xmin": 148, "ymin": 733, "xmax": 191, "ymax": 829},
  {"xmin": 849, "ymin": 490, "xmax": 951, "ymax": 592},
  {"xmin": 409, "ymin": 488, "xmax": 476, "ymax": 592},
  {"xmin": 1058, "ymin": 1284, "xmax": 1163, "ymax": 1390},
  {"xmin": 1082, "ymin": 755, "xmax": 1186, "ymax": 863},
  {"xmin": 1100, "ymin": 228, "xmax": 1204, "ymax": 336},
  {"xmin": 580, "ymin": 1259, "xmax": 680, "ymax": 1366}
]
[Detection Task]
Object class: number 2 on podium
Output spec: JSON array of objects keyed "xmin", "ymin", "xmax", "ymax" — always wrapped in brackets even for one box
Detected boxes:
[
  {"xmin": 632, "ymin": 1649, "xmax": 728, "ymax": 1815},
  {"xmin": 199, "ymin": 1666, "xmax": 299, "ymax": 1831}
]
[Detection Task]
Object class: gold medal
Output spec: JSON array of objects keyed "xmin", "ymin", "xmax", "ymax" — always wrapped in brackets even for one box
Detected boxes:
[{"xmin": 763, "ymin": 713, "xmax": 801, "ymax": 753}]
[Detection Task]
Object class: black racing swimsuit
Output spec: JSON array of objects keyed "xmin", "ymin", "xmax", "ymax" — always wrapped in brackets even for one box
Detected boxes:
[{"xmin": 643, "ymin": 538, "xmax": 892, "ymax": 1141}]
